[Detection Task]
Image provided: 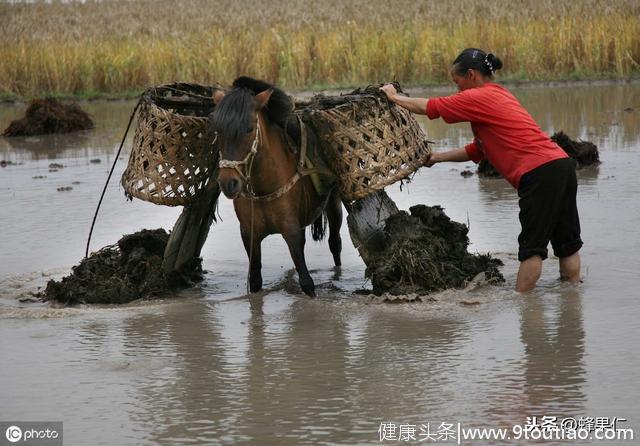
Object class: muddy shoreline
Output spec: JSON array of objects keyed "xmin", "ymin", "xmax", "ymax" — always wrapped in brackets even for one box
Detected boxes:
[{"xmin": 2, "ymin": 77, "xmax": 638, "ymax": 104}]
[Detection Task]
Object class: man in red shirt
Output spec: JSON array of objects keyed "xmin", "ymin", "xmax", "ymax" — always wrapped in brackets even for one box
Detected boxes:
[{"xmin": 380, "ymin": 48, "xmax": 582, "ymax": 292}]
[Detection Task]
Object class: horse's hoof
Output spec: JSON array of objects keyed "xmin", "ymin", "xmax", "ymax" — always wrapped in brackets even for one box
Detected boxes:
[{"xmin": 301, "ymin": 284, "xmax": 316, "ymax": 297}]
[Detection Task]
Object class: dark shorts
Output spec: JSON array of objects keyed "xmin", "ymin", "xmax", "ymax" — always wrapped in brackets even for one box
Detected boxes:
[{"xmin": 517, "ymin": 158, "xmax": 583, "ymax": 262}]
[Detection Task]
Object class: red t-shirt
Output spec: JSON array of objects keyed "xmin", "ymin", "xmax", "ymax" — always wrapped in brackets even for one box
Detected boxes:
[{"xmin": 425, "ymin": 83, "xmax": 567, "ymax": 188}]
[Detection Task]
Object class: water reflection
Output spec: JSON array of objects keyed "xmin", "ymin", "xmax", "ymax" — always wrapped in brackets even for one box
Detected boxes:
[
  {"xmin": 520, "ymin": 287, "xmax": 586, "ymax": 417},
  {"xmin": 93, "ymin": 293, "xmax": 473, "ymax": 445},
  {"xmin": 2, "ymin": 131, "xmax": 95, "ymax": 159},
  {"xmin": 70, "ymin": 287, "xmax": 587, "ymax": 444},
  {"xmin": 477, "ymin": 176, "xmax": 518, "ymax": 202},
  {"xmin": 575, "ymin": 165, "xmax": 601, "ymax": 185},
  {"xmin": 122, "ymin": 297, "xmax": 234, "ymax": 444}
]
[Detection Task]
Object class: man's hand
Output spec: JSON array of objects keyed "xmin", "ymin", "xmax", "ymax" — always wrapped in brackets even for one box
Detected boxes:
[{"xmin": 380, "ymin": 84, "xmax": 398, "ymax": 102}]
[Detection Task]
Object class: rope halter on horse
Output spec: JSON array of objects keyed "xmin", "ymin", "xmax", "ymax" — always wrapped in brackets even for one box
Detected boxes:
[
  {"xmin": 217, "ymin": 113, "xmax": 334, "ymax": 202},
  {"xmin": 218, "ymin": 115, "xmax": 261, "ymax": 193}
]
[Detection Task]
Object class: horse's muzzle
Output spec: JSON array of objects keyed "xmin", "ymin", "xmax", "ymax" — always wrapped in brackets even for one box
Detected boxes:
[{"xmin": 218, "ymin": 174, "xmax": 243, "ymax": 199}]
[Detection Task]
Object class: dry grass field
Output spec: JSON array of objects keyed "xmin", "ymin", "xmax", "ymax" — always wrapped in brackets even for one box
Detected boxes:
[{"xmin": 1, "ymin": 0, "xmax": 639, "ymax": 98}]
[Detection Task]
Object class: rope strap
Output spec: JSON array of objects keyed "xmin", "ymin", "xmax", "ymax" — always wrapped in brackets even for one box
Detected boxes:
[{"xmin": 240, "ymin": 115, "xmax": 333, "ymax": 202}]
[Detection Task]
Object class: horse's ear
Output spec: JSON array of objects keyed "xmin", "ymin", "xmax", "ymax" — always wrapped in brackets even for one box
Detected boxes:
[
  {"xmin": 255, "ymin": 88, "xmax": 273, "ymax": 109},
  {"xmin": 212, "ymin": 89, "xmax": 225, "ymax": 105}
]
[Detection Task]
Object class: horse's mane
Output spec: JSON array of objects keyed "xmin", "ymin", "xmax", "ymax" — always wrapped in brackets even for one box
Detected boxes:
[
  {"xmin": 232, "ymin": 76, "xmax": 293, "ymax": 128},
  {"xmin": 210, "ymin": 76, "xmax": 298, "ymax": 147}
]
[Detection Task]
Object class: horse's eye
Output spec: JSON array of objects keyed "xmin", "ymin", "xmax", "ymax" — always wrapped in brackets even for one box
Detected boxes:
[{"xmin": 247, "ymin": 127, "xmax": 254, "ymax": 133}]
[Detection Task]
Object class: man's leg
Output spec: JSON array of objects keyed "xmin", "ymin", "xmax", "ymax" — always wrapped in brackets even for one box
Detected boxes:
[
  {"xmin": 559, "ymin": 251, "xmax": 581, "ymax": 283},
  {"xmin": 516, "ymin": 255, "xmax": 543, "ymax": 292}
]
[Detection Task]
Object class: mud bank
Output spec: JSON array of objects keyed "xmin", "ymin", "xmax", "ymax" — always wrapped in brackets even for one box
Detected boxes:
[
  {"xmin": 43, "ymin": 229, "xmax": 202, "ymax": 305},
  {"xmin": 363, "ymin": 204, "xmax": 504, "ymax": 295},
  {"xmin": 2, "ymin": 98, "xmax": 93, "ymax": 136}
]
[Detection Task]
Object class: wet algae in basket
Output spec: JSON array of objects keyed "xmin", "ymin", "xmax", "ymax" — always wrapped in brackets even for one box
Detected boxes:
[
  {"xmin": 366, "ymin": 205, "xmax": 504, "ymax": 295},
  {"xmin": 44, "ymin": 229, "xmax": 202, "ymax": 305}
]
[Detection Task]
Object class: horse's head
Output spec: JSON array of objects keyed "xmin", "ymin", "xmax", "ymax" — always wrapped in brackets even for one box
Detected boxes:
[
  {"xmin": 210, "ymin": 86, "xmax": 274, "ymax": 199},
  {"xmin": 211, "ymin": 77, "xmax": 294, "ymax": 199}
]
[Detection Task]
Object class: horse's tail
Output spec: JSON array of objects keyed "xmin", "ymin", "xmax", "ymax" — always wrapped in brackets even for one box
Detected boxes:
[{"xmin": 311, "ymin": 211, "xmax": 328, "ymax": 242}]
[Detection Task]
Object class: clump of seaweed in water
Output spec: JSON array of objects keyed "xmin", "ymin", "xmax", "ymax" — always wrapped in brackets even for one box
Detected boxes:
[
  {"xmin": 550, "ymin": 131, "xmax": 600, "ymax": 166},
  {"xmin": 477, "ymin": 159, "xmax": 502, "ymax": 177},
  {"xmin": 2, "ymin": 98, "xmax": 94, "ymax": 137},
  {"xmin": 366, "ymin": 205, "xmax": 504, "ymax": 295},
  {"xmin": 43, "ymin": 229, "xmax": 202, "ymax": 305}
]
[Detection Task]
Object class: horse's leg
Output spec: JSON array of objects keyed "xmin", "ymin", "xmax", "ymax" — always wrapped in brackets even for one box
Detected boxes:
[
  {"xmin": 326, "ymin": 188, "xmax": 343, "ymax": 267},
  {"xmin": 283, "ymin": 227, "xmax": 316, "ymax": 297},
  {"xmin": 240, "ymin": 226, "xmax": 264, "ymax": 293}
]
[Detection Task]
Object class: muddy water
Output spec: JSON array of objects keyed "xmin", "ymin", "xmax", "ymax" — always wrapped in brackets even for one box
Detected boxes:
[{"xmin": 1, "ymin": 83, "xmax": 639, "ymax": 445}]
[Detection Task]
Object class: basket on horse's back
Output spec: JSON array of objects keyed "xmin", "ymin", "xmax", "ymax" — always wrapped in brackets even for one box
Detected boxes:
[
  {"xmin": 298, "ymin": 86, "xmax": 431, "ymax": 202},
  {"xmin": 121, "ymin": 83, "xmax": 221, "ymax": 206}
]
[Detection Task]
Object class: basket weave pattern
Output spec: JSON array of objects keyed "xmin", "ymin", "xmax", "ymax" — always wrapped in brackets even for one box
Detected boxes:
[
  {"xmin": 121, "ymin": 84, "xmax": 219, "ymax": 206},
  {"xmin": 305, "ymin": 97, "xmax": 431, "ymax": 201}
]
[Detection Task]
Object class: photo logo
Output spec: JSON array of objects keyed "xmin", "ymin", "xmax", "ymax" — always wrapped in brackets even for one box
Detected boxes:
[
  {"xmin": 5, "ymin": 425, "xmax": 22, "ymax": 443},
  {"xmin": 1, "ymin": 422, "xmax": 62, "ymax": 445}
]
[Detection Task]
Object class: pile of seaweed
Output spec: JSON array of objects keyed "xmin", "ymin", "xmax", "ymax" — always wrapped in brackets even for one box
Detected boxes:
[
  {"xmin": 294, "ymin": 83, "xmax": 401, "ymax": 111},
  {"xmin": 477, "ymin": 131, "xmax": 600, "ymax": 177},
  {"xmin": 366, "ymin": 205, "xmax": 504, "ymax": 295},
  {"xmin": 43, "ymin": 229, "xmax": 202, "ymax": 305},
  {"xmin": 551, "ymin": 131, "xmax": 600, "ymax": 166},
  {"xmin": 2, "ymin": 98, "xmax": 94, "ymax": 137},
  {"xmin": 477, "ymin": 159, "xmax": 502, "ymax": 177}
]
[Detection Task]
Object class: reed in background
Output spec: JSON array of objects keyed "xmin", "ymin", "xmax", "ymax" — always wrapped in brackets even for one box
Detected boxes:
[{"xmin": 1, "ymin": 0, "xmax": 639, "ymax": 98}]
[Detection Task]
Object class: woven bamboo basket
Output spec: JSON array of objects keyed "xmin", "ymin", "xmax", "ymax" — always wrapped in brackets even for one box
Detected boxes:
[
  {"xmin": 300, "ymin": 86, "xmax": 431, "ymax": 201},
  {"xmin": 121, "ymin": 82, "xmax": 221, "ymax": 206}
]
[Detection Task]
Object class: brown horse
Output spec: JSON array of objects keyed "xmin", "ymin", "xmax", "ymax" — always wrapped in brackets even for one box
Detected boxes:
[{"xmin": 210, "ymin": 77, "xmax": 342, "ymax": 297}]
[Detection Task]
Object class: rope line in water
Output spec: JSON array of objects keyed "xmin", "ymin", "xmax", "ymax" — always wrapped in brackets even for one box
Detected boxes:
[{"xmin": 85, "ymin": 99, "xmax": 142, "ymax": 258}]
